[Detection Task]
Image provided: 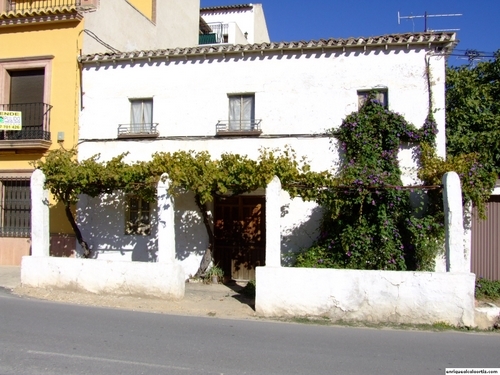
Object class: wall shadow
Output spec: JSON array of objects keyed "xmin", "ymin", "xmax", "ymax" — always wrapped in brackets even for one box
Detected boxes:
[
  {"xmin": 174, "ymin": 191, "xmax": 209, "ymax": 262},
  {"xmin": 75, "ymin": 190, "xmax": 210, "ymax": 268},
  {"xmin": 280, "ymin": 201, "xmax": 324, "ymax": 266},
  {"xmin": 224, "ymin": 281, "xmax": 255, "ymax": 311},
  {"xmin": 77, "ymin": 192, "xmax": 158, "ymax": 262}
]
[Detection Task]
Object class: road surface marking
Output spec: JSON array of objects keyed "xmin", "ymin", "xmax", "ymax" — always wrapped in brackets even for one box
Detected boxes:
[{"xmin": 27, "ymin": 350, "xmax": 191, "ymax": 371}]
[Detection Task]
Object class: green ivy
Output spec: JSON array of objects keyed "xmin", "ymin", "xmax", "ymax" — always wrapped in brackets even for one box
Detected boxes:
[{"xmin": 296, "ymin": 92, "xmax": 496, "ymax": 271}]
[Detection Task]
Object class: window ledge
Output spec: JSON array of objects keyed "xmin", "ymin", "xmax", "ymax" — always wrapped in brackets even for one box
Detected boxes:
[
  {"xmin": 0, "ymin": 139, "xmax": 52, "ymax": 151},
  {"xmin": 216, "ymin": 130, "xmax": 262, "ymax": 137},
  {"xmin": 117, "ymin": 133, "xmax": 159, "ymax": 139}
]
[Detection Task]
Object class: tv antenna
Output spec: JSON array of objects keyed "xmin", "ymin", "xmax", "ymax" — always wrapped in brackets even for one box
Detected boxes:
[
  {"xmin": 398, "ymin": 11, "xmax": 462, "ymax": 32},
  {"xmin": 459, "ymin": 50, "xmax": 487, "ymax": 67}
]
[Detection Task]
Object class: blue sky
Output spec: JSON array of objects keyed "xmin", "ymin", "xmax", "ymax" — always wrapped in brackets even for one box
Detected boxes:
[{"xmin": 200, "ymin": 0, "xmax": 500, "ymax": 65}]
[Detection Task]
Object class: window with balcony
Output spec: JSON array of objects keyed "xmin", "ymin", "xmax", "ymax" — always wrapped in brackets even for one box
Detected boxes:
[
  {"xmin": 199, "ymin": 22, "xmax": 229, "ymax": 45},
  {"xmin": 125, "ymin": 196, "xmax": 151, "ymax": 236},
  {"xmin": 0, "ymin": 177, "xmax": 31, "ymax": 238},
  {"xmin": 118, "ymin": 98, "xmax": 158, "ymax": 138},
  {"xmin": 0, "ymin": 57, "xmax": 53, "ymax": 150},
  {"xmin": 216, "ymin": 94, "xmax": 262, "ymax": 136},
  {"xmin": 358, "ymin": 89, "xmax": 388, "ymax": 108}
]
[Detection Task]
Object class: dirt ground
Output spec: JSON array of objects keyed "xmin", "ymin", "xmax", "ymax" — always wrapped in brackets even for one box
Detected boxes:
[
  {"xmin": 12, "ymin": 280, "xmax": 259, "ymax": 320},
  {"xmin": 476, "ymin": 297, "xmax": 500, "ymax": 308},
  {"xmin": 8, "ymin": 273, "xmax": 500, "ymax": 327}
]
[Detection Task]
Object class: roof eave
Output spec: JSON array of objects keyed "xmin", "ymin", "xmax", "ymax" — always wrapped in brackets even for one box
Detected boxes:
[{"xmin": 79, "ymin": 32, "xmax": 457, "ymax": 65}]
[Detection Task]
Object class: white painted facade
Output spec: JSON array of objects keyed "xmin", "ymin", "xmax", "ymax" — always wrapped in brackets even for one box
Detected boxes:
[
  {"xmin": 82, "ymin": 0, "xmax": 200, "ymax": 54},
  {"xmin": 77, "ymin": 34, "xmax": 452, "ymax": 278},
  {"xmin": 200, "ymin": 4, "xmax": 270, "ymax": 44}
]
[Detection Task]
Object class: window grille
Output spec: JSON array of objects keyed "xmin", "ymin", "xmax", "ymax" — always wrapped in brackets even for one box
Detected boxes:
[
  {"xmin": 0, "ymin": 178, "xmax": 31, "ymax": 237},
  {"xmin": 125, "ymin": 196, "xmax": 151, "ymax": 235},
  {"xmin": 358, "ymin": 89, "xmax": 388, "ymax": 108}
]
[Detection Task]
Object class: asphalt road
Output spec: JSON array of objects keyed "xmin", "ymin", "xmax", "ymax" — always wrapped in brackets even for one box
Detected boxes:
[{"xmin": 1, "ymin": 287, "xmax": 499, "ymax": 375}]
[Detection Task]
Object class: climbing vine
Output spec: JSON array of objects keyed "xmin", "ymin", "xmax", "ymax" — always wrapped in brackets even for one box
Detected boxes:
[
  {"xmin": 34, "ymin": 146, "xmax": 319, "ymax": 275},
  {"xmin": 36, "ymin": 97, "xmax": 495, "ymax": 274},
  {"xmin": 295, "ymin": 95, "xmax": 494, "ymax": 271}
]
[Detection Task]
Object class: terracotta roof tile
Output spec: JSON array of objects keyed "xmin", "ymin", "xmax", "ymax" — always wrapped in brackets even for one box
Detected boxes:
[
  {"xmin": 0, "ymin": 5, "xmax": 78, "ymax": 18},
  {"xmin": 79, "ymin": 32, "xmax": 457, "ymax": 64},
  {"xmin": 200, "ymin": 4, "xmax": 253, "ymax": 12}
]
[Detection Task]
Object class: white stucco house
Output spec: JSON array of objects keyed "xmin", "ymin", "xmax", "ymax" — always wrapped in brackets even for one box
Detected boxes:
[
  {"xmin": 199, "ymin": 3, "xmax": 270, "ymax": 45},
  {"xmin": 76, "ymin": 31, "xmax": 456, "ymax": 280}
]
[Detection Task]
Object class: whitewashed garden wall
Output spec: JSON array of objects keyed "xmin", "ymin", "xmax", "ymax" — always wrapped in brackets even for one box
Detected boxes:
[
  {"xmin": 256, "ymin": 173, "xmax": 476, "ymax": 326},
  {"xmin": 24, "ymin": 170, "xmax": 477, "ymax": 325},
  {"xmin": 22, "ymin": 171, "xmax": 185, "ymax": 299}
]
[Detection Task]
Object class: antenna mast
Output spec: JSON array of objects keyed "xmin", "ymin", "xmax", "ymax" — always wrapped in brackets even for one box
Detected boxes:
[{"xmin": 397, "ymin": 11, "xmax": 462, "ymax": 32}]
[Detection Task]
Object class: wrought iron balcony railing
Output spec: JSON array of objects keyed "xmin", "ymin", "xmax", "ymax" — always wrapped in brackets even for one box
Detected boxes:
[
  {"xmin": 216, "ymin": 119, "xmax": 262, "ymax": 135},
  {"xmin": 1, "ymin": 0, "xmax": 96, "ymax": 13},
  {"xmin": 0, "ymin": 102, "xmax": 51, "ymax": 141},
  {"xmin": 118, "ymin": 123, "xmax": 159, "ymax": 138},
  {"xmin": 199, "ymin": 22, "xmax": 229, "ymax": 45}
]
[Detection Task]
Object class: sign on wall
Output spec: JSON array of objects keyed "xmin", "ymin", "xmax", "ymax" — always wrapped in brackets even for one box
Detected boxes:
[{"xmin": 0, "ymin": 111, "xmax": 22, "ymax": 130}]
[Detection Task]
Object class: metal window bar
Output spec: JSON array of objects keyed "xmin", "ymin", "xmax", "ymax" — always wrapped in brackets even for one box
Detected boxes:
[
  {"xmin": 117, "ymin": 123, "xmax": 159, "ymax": 136},
  {"xmin": 203, "ymin": 23, "xmax": 229, "ymax": 44},
  {"xmin": 126, "ymin": 196, "xmax": 151, "ymax": 235},
  {"xmin": 6, "ymin": 0, "xmax": 82, "ymax": 12},
  {"xmin": 0, "ymin": 178, "xmax": 31, "ymax": 238},
  {"xmin": 216, "ymin": 119, "xmax": 262, "ymax": 132},
  {"xmin": 0, "ymin": 103, "xmax": 51, "ymax": 141},
  {"xmin": 358, "ymin": 90, "xmax": 388, "ymax": 108}
]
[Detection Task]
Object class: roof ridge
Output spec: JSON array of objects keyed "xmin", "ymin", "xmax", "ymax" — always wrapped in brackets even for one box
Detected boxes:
[
  {"xmin": 200, "ymin": 4, "xmax": 253, "ymax": 12},
  {"xmin": 79, "ymin": 32, "xmax": 457, "ymax": 64}
]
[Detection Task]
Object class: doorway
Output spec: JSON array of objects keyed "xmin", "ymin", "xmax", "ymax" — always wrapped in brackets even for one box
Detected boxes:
[{"xmin": 214, "ymin": 195, "xmax": 265, "ymax": 280}]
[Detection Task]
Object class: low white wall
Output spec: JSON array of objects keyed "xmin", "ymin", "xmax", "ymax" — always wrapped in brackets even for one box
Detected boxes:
[
  {"xmin": 21, "ymin": 257, "xmax": 185, "ymax": 300},
  {"xmin": 256, "ymin": 267, "xmax": 476, "ymax": 326}
]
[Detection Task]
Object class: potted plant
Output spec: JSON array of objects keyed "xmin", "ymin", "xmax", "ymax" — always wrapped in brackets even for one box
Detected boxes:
[{"xmin": 206, "ymin": 264, "xmax": 224, "ymax": 284}]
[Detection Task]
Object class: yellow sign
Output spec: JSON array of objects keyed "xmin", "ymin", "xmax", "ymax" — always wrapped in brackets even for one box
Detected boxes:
[{"xmin": 0, "ymin": 111, "xmax": 22, "ymax": 130}]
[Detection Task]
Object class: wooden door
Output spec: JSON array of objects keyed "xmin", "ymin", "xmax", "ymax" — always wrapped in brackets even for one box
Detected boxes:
[{"xmin": 214, "ymin": 195, "xmax": 265, "ymax": 280}]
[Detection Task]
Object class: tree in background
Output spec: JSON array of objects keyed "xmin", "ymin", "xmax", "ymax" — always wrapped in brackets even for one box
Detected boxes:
[{"xmin": 446, "ymin": 51, "xmax": 500, "ymax": 176}]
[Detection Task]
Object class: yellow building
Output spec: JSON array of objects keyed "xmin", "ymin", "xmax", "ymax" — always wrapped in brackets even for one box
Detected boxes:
[{"xmin": 0, "ymin": 0, "xmax": 200, "ymax": 265}]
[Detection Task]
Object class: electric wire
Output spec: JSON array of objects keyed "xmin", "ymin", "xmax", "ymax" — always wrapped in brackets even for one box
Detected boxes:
[{"xmin": 78, "ymin": 29, "xmax": 121, "ymax": 54}]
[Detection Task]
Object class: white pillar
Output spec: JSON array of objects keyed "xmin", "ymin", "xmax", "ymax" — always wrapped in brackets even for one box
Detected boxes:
[
  {"xmin": 30, "ymin": 169, "xmax": 49, "ymax": 257},
  {"xmin": 265, "ymin": 176, "xmax": 281, "ymax": 267},
  {"xmin": 443, "ymin": 171, "xmax": 465, "ymax": 272},
  {"xmin": 462, "ymin": 202, "xmax": 472, "ymax": 273},
  {"xmin": 157, "ymin": 174, "xmax": 175, "ymax": 263}
]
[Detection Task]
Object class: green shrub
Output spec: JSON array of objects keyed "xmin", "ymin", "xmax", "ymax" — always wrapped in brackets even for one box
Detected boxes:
[
  {"xmin": 294, "ymin": 245, "xmax": 337, "ymax": 268},
  {"xmin": 475, "ymin": 277, "xmax": 500, "ymax": 300},
  {"xmin": 240, "ymin": 280, "xmax": 256, "ymax": 298}
]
